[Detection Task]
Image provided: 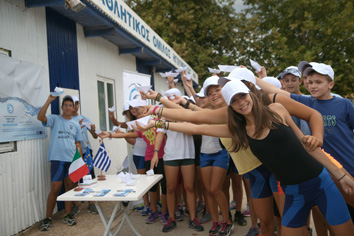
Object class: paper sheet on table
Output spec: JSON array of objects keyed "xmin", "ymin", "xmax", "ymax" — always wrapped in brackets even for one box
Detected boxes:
[
  {"xmin": 135, "ymin": 84, "xmax": 152, "ymax": 93},
  {"xmin": 110, "ymin": 125, "xmax": 121, "ymax": 133},
  {"xmin": 208, "ymin": 67, "xmax": 221, "ymax": 74},
  {"xmin": 218, "ymin": 65, "xmax": 239, "ymax": 72},
  {"xmin": 108, "ymin": 105, "xmax": 116, "ymax": 112},
  {"xmin": 50, "ymin": 87, "xmax": 64, "ymax": 96},
  {"xmin": 250, "ymin": 59, "xmax": 262, "ymax": 72},
  {"xmin": 116, "ymin": 172, "xmax": 126, "ymax": 178},
  {"xmin": 175, "ymin": 66, "xmax": 188, "ymax": 73}
]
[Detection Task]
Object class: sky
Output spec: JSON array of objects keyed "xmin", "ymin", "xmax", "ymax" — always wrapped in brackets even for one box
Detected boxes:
[{"xmin": 233, "ymin": 0, "xmax": 248, "ymax": 13}]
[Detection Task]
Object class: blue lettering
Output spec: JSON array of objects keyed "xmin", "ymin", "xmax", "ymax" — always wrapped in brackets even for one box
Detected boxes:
[
  {"xmin": 114, "ymin": 1, "xmax": 120, "ymax": 17},
  {"xmin": 153, "ymin": 36, "xmax": 157, "ymax": 47},
  {"xmin": 102, "ymin": 0, "xmax": 105, "ymax": 5},
  {"xmin": 127, "ymin": 11, "xmax": 132, "ymax": 27},
  {"xmin": 133, "ymin": 16, "xmax": 135, "ymax": 30},
  {"xmin": 141, "ymin": 25, "xmax": 146, "ymax": 38},
  {"xmin": 120, "ymin": 5, "xmax": 127, "ymax": 23},
  {"xmin": 135, "ymin": 20, "xmax": 140, "ymax": 34},
  {"xmin": 146, "ymin": 29, "xmax": 150, "ymax": 42},
  {"xmin": 105, "ymin": 0, "xmax": 113, "ymax": 11}
]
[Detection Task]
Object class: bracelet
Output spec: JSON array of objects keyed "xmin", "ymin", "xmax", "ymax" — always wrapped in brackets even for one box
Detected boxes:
[
  {"xmin": 183, "ymin": 100, "xmax": 190, "ymax": 109},
  {"xmin": 166, "ymin": 121, "xmax": 170, "ymax": 130},
  {"xmin": 338, "ymin": 173, "xmax": 346, "ymax": 181},
  {"xmin": 156, "ymin": 93, "xmax": 163, "ymax": 102},
  {"xmin": 156, "ymin": 119, "xmax": 164, "ymax": 128},
  {"xmin": 153, "ymin": 150, "xmax": 159, "ymax": 153},
  {"xmin": 152, "ymin": 106, "xmax": 159, "ymax": 116},
  {"xmin": 158, "ymin": 107, "xmax": 164, "ymax": 119}
]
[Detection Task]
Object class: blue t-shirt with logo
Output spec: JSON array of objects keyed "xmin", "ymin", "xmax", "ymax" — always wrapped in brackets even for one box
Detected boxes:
[
  {"xmin": 43, "ymin": 115, "xmax": 82, "ymax": 162},
  {"xmin": 291, "ymin": 94, "xmax": 354, "ymax": 175},
  {"xmin": 72, "ymin": 114, "xmax": 92, "ymax": 152}
]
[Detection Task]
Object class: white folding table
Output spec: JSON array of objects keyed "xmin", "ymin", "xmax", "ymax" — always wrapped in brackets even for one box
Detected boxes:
[{"xmin": 57, "ymin": 174, "xmax": 162, "ymax": 236}]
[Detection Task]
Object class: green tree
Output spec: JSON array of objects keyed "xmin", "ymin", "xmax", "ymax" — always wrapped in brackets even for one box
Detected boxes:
[
  {"xmin": 125, "ymin": 0, "xmax": 239, "ymax": 84},
  {"xmin": 238, "ymin": 0, "xmax": 354, "ymax": 96}
]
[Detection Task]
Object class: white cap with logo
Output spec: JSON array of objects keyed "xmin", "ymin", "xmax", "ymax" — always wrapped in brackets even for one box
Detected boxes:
[{"xmin": 221, "ymin": 80, "xmax": 250, "ymax": 106}]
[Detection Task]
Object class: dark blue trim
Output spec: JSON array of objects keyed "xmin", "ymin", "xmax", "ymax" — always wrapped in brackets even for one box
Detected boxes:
[
  {"xmin": 119, "ymin": 47, "xmax": 143, "ymax": 55},
  {"xmin": 84, "ymin": 27, "xmax": 116, "ymax": 37},
  {"xmin": 26, "ymin": 0, "xmax": 62, "ymax": 7}
]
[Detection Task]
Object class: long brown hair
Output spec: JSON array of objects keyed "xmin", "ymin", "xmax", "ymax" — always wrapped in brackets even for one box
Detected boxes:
[{"xmin": 227, "ymin": 92, "xmax": 283, "ymax": 152}]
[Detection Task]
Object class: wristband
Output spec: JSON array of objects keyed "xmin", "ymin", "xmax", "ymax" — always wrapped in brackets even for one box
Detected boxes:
[
  {"xmin": 183, "ymin": 100, "xmax": 190, "ymax": 109},
  {"xmin": 153, "ymin": 150, "xmax": 159, "ymax": 153},
  {"xmin": 152, "ymin": 106, "xmax": 159, "ymax": 116},
  {"xmin": 338, "ymin": 173, "xmax": 346, "ymax": 181}
]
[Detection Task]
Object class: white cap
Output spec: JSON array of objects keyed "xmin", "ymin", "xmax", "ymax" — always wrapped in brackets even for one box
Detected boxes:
[
  {"xmin": 278, "ymin": 66, "xmax": 301, "ymax": 79},
  {"xmin": 196, "ymin": 88, "xmax": 205, "ymax": 98},
  {"xmin": 122, "ymin": 102, "xmax": 130, "ymax": 115},
  {"xmin": 189, "ymin": 96, "xmax": 196, "ymax": 104},
  {"xmin": 262, "ymin": 76, "xmax": 282, "ymax": 89},
  {"xmin": 127, "ymin": 99, "xmax": 147, "ymax": 108},
  {"xmin": 182, "ymin": 95, "xmax": 189, "ymax": 100},
  {"xmin": 71, "ymin": 95, "xmax": 79, "ymax": 104},
  {"xmin": 303, "ymin": 63, "xmax": 334, "ymax": 81},
  {"xmin": 202, "ymin": 75, "xmax": 220, "ymax": 97},
  {"xmin": 221, "ymin": 80, "xmax": 250, "ymax": 106},
  {"xmin": 218, "ymin": 67, "xmax": 260, "ymax": 90}
]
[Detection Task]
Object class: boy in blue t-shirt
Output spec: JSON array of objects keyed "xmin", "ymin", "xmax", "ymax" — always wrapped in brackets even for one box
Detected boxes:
[{"xmin": 37, "ymin": 95, "xmax": 82, "ymax": 231}]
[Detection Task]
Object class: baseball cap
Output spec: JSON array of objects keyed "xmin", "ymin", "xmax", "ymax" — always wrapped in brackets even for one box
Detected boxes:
[
  {"xmin": 303, "ymin": 63, "xmax": 334, "ymax": 81},
  {"xmin": 221, "ymin": 80, "xmax": 250, "ymax": 106},
  {"xmin": 203, "ymin": 75, "xmax": 221, "ymax": 97},
  {"xmin": 278, "ymin": 66, "xmax": 301, "ymax": 79},
  {"xmin": 297, "ymin": 61, "xmax": 321, "ymax": 73},
  {"xmin": 262, "ymin": 76, "xmax": 282, "ymax": 89},
  {"xmin": 218, "ymin": 68, "xmax": 261, "ymax": 90},
  {"xmin": 71, "ymin": 95, "xmax": 79, "ymax": 104},
  {"xmin": 122, "ymin": 102, "xmax": 130, "ymax": 115},
  {"xmin": 62, "ymin": 95, "xmax": 74, "ymax": 106},
  {"xmin": 196, "ymin": 88, "xmax": 205, "ymax": 98},
  {"xmin": 127, "ymin": 99, "xmax": 147, "ymax": 108},
  {"xmin": 189, "ymin": 96, "xmax": 196, "ymax": 104}
]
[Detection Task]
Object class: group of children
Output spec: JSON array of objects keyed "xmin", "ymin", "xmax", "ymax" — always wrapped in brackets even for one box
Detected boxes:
[{"xmin": 39, "ymin": 61, "xmax": 354, "ymax": 236}]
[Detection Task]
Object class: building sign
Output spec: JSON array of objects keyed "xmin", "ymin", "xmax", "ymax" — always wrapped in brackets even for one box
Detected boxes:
[
  {"xmin": 0, "ymin": 55, "xmax": 46, "ymax": 142},
  {"xmin": 122, "ymin": 71, "xmax": 151, "ymax": 102},
  {"xmin": 89, "ymin": 0, "xmax": 197, "ymax": 80}
]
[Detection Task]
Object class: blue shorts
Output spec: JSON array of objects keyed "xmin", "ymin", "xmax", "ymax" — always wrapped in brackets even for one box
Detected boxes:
[
  {"xmin": 248, "ymin": 164, "xmax": 278, "ymax": 199},
  {"xmin": 51, "ymin": 161, "xmax": 70, "ymax": 182},
  {"xmin": 281, "ymin": 168, "xmax": 351, "ymax": 228},
  {"xmin": 133, "ymin": 155, "xmax": 145, "ymax": 170},
  {"xmin": 200, "ymin": 149, "xmax": 229, "ymax": 170},
  {"xmin": 227, "ymin": 157, "xmax": 239, "ymax": 175}
]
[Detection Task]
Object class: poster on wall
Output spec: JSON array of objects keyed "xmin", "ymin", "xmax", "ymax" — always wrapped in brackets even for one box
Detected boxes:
[
  {"xmin": 122, "ymin": 71, "xmax": 151, "ymax": 102},
  {"xmin": 0, "ymin": 55, "xmax": 47, "ymax": 142}
]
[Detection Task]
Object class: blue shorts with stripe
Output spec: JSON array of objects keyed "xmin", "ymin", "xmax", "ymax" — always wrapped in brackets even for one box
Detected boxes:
[
  {"xmin": 281, "ymin": 168, "xmax": 351, "ymax": 228},
  {"xmin": 51, "ymin": 161, "xmax": 71, "ymax": 182},
  {"xmin": 200, "ymin": 149, "xmax": 229, "ymax": 170},
  {"xmin": 133, "ymin": 155, "xmax": 145, "ymax": 170},
  {"xmin": 247, "ymin": 164, "xmax": 278, "ymax": 199}
]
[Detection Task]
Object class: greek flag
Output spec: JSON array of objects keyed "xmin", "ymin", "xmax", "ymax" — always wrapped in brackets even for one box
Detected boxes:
[{"xmin": 93, "ymin": 142, "xmax": 111, "ymax": 172}]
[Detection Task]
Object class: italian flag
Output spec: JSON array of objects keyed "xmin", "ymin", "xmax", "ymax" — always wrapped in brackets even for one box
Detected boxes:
[{"xmin": 69, "ymin": 149, "xmax": 89, "ymax": 183}]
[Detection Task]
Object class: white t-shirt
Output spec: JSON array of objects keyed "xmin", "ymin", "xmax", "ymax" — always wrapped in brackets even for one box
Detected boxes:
[
  {"xmin": 201, "ymin": 135, "xmax": 223, "ymax": 154},
  {"xmin": 133, "ymin": 137, "xmax": 147, "ymax": 156},
  {"xmin": 160, "ymin": 129, "xmax": 195, "ymax": 161}
]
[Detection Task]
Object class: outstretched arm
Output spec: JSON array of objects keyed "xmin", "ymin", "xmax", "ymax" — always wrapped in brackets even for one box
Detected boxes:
[
  {"xmin": 109, "ymin": 111, "xmax": 128, "ymax": 129},
  {"xmin": 37, "ymin": 95, "xmax": 57, "ymax": 123}
]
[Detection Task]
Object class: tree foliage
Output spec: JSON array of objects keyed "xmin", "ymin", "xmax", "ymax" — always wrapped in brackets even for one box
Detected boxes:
[
  {"xmin": 125, "ymin": 0, "xmax": 239, "ymax": 84},
  {"xmin": 238, "ymin": 0, "xmax": 354, "ymax": 96}
]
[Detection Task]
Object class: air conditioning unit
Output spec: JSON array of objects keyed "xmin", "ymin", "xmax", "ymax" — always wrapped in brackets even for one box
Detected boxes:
[{"xmin": 65, "ymin": 0, "xmax": 86, "ymax": 12}]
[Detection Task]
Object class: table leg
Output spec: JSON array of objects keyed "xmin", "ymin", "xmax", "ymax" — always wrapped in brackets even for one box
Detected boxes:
[
  {"xmin": 95, "ymin": 202, "xmax": 120, "ymax": 236},
  {"xmin": 113, "ymin": 202, "xmax": 141, "ymax": 236}
]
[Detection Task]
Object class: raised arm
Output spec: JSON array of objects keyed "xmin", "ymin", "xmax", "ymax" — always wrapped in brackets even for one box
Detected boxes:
[
  {"xmin": 256, "ymin": 76, "xmax": 290, "ymax": 97},
  {"xmin": 37, "ymin": 95, "xmax": 57, "ymax": 123}
]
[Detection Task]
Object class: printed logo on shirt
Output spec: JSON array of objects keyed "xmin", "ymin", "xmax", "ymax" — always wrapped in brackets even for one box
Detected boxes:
[
  {"xmin": 323, "ymin": 115, "xmax": 336, "ymax": 127},
  {"xmin": 143, "ymin": 129, "xmax": 156, "ymax": 145}
]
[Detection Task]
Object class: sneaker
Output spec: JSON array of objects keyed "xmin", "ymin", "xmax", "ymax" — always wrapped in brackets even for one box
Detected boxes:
[
  {"xmin": 174, "ymin": 211, "xmax": 183, "ymax": 221},
  {"xmin": 245, "ymin": 226, "xmax": 261, "ymax": 236},
  {"xmin": 87, "ymin": 203, "xmax": 98, "ymax": 214},
  {"xmin": 219, "ymin": 221, "xmax": 234, "ymax": 236},
  {"xmin": 162, "ymin": 219, "xmax": 176, "ymax": 232},
  {"xmin": 63, "ymin": 214, "xmax": 76, "ymax": 226},
  {"xmin": 209, "ymin": 221, "xmax": 221, "ymax": 236},
  {"xmin": 146, "ymin": 212, "xmax": 158, "ymax": 224},
  {"xmin": 200, "ymin": 212, "xmax": 212, "ymax": 224},
  {"xmin": 197, "ymin": 202, "xmax": 205, "ymax": 213},
  {"xmin": 157, "ymin": 204, "xmax": 162, "ymax": 216},
  {"xmin": 157, "ymin": 200, "xmax": 162, "ymax": 209},
  {"xmin": 70, "ymin": 205, "xmax": 80, "ymax": 216},
  {"xmin": 235, "ymin": 211, "xmax": 247, "ymax": 226},
  {"xmin": 160, "ymin": 212, "xmax": 169, "ymax": 224},
  {"xmin": 189, "ymin": 218, "xmax": 204, "ymax": 231},
  {"xmin": 177, "ymin": 204, "xmax": 184, "ymax": 215},
  {"xmin": 242, "ymin": 208, "xmax": 251, "ymax": 217},
  {"xmin": 229, "ymin": 200, "xmax": 236, "ymax": 210},
  {"xmin": 135, "ymin": 203, "xmax": 145, "ymax": 211},
  {"xmin": 40, "ymin": 217, "xmax": 52, "ymax": 231},
  {"xmin": 184, "ymin": 208, "xmax": 190, "ymax": 216},
  {"xmin": 141, "ymin": 205, "xmax": 150, "ymax": 216}
]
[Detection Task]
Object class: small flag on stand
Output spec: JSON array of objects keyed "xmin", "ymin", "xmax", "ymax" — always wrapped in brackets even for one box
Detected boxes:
[
  {"xmin": 93, "ymin": 142, "xmax": 111, "ymax": 172},
  {"xmin": 69, "ymin": 149, "xmax": 89, "ymax": 183},
  {"xmin": 83, "ymin": 146, "xmax": 93, "ymax": 172}
]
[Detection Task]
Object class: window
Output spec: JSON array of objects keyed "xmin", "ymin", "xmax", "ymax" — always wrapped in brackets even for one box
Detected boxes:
[
  {"xmin": 0, "ymin": 48, "xmax": 16, "ymax": 153},
  {"xmin": 97, "ymin": 77, "xmax": 116, "ymax": 131}
]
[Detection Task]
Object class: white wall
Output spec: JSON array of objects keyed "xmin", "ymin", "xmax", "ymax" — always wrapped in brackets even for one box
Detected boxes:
[{"xmin": 0, "ymin": 1, "xmax": 51, "ymax": 235}]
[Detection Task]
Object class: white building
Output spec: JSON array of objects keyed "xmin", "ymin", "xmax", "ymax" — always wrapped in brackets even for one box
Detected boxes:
[{"xmin": 0, "ymin": 0, "xmax": 198, "ymax": 235}]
